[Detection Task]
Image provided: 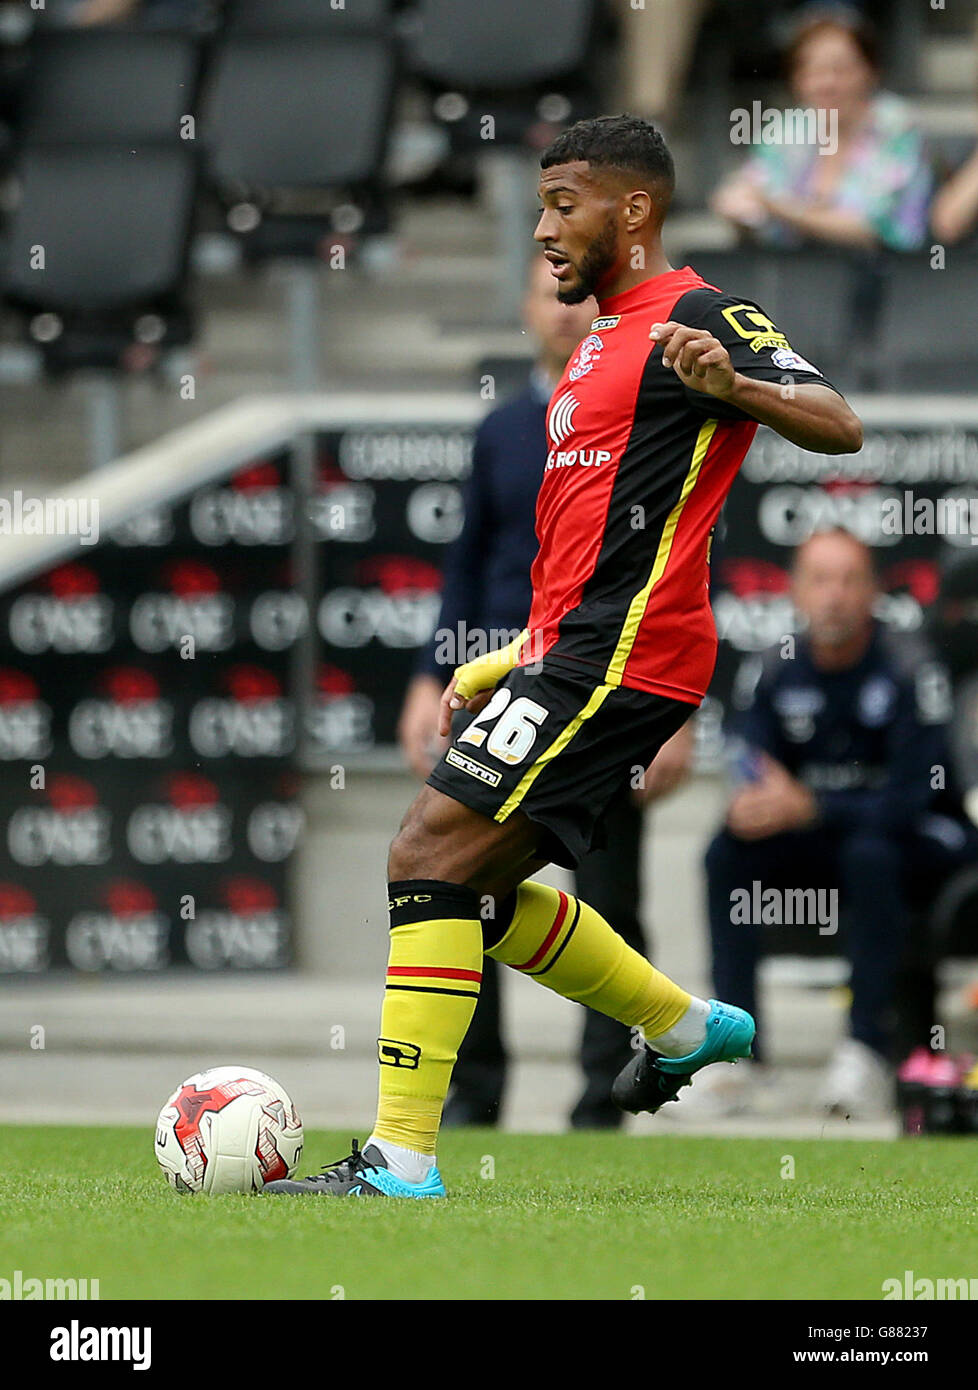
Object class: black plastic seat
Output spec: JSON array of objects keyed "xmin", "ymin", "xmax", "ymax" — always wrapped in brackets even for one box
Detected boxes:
[
  {"xmin": 873, "ymin": 251, "xmax": 978, "ymax": 392},
  {"xmin": 772, "ymin": 249, "xmax": 883, "ymax": 376},
  {"xmin": 204, "ymin": 36, "xmax": 394, "ymax": 191},
  {"xmin": 407, "ymin": 0, "xmax": 603, "ymax": 152},
  {"xmin": 225, "ymin": 0, "xmax": 392, "ymax": 32},
  {"xmin": 201, "ymin": 30, "xmax": 395, "ymax": 255},
  {"xmin": 18, "ymin": 30, "xmax": 202, "ymax": 146},
  {"xmin": 683, "ymin": 249, "xmax": 782, "ymax": 319},
  {"xmin": 683, "ymin": 247, "xmax": 882, "ymax": 390},
  {"xmin": 2, "ymin": 144, "xmax": 197, "ymax": 369},
  {"xmin": 410, "ymin": 0, "xmax": 597, "ymax": 90}
]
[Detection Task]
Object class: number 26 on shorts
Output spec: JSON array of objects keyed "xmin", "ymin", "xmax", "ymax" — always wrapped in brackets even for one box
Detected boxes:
[{"xmin": 457, "ymin": 687, "xmax": 549, "ymax": 765}]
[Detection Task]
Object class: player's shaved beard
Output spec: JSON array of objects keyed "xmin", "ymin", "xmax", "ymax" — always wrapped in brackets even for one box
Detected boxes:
[{"xmin": 555, "ymin": 213, "xmax": 619, "ymax": 305}]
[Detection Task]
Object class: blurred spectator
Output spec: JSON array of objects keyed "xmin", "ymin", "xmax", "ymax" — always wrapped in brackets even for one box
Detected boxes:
[
  {"xmin": 932, "ymin": 552, "xmax": 978, "ymax": 829},
  {"xmin": 399, "ymin": 255, "xmax": 693, "ymax": 1129},
  {"xmin": 703, "ymin": 529, "xmax": 975, "ymax": 1118},
  {"xmin": 931, "ymin": 146, "xmax": 978, "ymax": 246},
  {"xmin": 930, "ymin": 14, "xmax": 978, "ymax": 246},
  {"xmin": 711, "ymin": 7, "xmax": 932, "ymax": 251},
  {"xmin": 613, "ymin": 0, "xmax": 707, "ymax": 124},
  {"xmin": 40, "ymin": 0, "xmax": 207, "ymax": 28}
]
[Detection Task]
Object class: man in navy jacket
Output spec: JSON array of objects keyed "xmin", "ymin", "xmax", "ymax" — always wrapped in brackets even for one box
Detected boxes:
[{"xmin": 706, "ymin": 527, "xmax": 975, "ymax": 1116}]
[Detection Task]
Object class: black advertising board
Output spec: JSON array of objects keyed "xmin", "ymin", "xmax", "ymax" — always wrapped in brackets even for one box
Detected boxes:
[
  {"xmin": 308, "ymin": 421, "xmax": 474, "ymax": 754},
  {"xmin": 0, "ymin": 450, "xmax": 302, "ymax": 976},
  {"xmin": 705, "ymin": 416, "xmax": 978, "ymax": 759},
  {"xmin": 3, "ymin": 397, "xmax": 976, "ymax": 974}
]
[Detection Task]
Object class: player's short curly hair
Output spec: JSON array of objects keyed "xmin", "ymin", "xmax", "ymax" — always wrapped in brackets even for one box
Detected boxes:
[{"xmin": 540, "ymin": 115, "xmax": 675, "ymax": 202}]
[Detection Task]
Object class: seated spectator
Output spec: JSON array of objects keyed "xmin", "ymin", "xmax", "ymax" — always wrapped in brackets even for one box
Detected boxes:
[
  {"xmin": 711, "ymin": 7, "xmax": 932, "ymax": 251},
  {"xmin": 703, "ymin": 528, "xmax": 976, "ymax": 1118},
  {"xmin": 931, "ymin": 145, "xmax": 978, "ymax": 247},
  {"xmin": 930, "ymin": 15, "xmax": 978, "ymax": 246}
]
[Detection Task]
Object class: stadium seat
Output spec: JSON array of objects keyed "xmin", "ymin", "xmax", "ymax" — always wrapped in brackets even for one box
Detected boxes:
[
  {"xmin": 225, "ymin": 0, "xmax": 392, "ymax": 32},
  {"xmin": 200, "ymin": 29, "xmax": 396, "ymax": 381},
  {"xmin": 204, "ymin": 36, "xmax": 394, "ymax": 195},
  {"xmin": 907, "ymin": 857, "xmax": 978, "ymax": 1063},
  {"xmin": 1, "ymin": 144, "xmax": 197, "ymax": 369},
  {"xmin": 0, "ymin": 27, "xmax": 204, "ymax": 466},
  {"xmin": 932, "ymin": 861, "xmax": 978, "ymax": 955},
  {"xmin": 770, "ymin": 250, "xmax": 884, "ymax": 389},
  {"xmin": 872, "ymin": 252, "xmax": 978, "ymax": 392},
  {"xmin": 406, "ymin": 0, "xmax": 605, "ymax": 319},
  {"xmin": 407, "ymin": 0, "xmax": 604, "ymax": 151},
  {"xmin": 17, "ymin": 30, "xmax": 202, "ymax": 146},
  {"xmin": 682, "ymin": 249, "xmax": 782, "ymax": 321},
  {"xmin": 688, "ymin": 246, "xmax": 978, "ymax": 393},
  {"xmin": 683, "ymin": 247, "xmax": 883, "ymax": 391},
  {"xmin": 410, "ymin": 0, "xmax": 598, "ymax": 92}
]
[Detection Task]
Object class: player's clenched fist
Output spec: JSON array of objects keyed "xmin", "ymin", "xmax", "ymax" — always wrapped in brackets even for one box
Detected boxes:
[{"xmin": 649, "ymin": 320, "xmax": 737, "ymax": 399}]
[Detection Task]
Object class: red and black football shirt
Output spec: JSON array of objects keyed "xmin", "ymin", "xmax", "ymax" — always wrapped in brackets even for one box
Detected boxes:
[{"xmin": 514, "ymin": 264, "xmax": 840, "ymax": 705}]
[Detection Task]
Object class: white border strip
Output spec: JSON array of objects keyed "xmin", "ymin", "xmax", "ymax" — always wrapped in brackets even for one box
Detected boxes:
[
  {"xmin": 0, "ymin": 392, "xmax": 486, "ymax": 592},
  {"xmin": 0, "ymin": 391, "xmax": 975, "ymax": 593}
]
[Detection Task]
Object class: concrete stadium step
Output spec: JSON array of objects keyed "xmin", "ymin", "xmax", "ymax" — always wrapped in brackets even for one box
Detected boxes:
[
  {"xmin": 0, "ymin": 973, "xmax": 912, "ymax": 1137},
  {"xmin": 0, "ymin": 969, "xmax": 864, "ymax": 1066},
  {"xmin": 923, "ymin": 37, "xmax": 978, "ymax": 96},
  {"xmin": 0, "ymin": 1048, "xmax": 898, "ymax": 1139}
]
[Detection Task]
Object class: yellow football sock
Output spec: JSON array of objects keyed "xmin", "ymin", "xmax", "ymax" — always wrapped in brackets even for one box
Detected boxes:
[
  {"xmin": 372, "ymin": 880, "xmax": 483, "ymax": 1156},
  {"xmin": 487, "ymin": 880, "xmax": 690, "ymax": 1038}
]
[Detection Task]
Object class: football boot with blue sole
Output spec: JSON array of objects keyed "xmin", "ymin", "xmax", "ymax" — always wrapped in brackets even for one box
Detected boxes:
[
  {"xmin": 612, "ymin": 1000, "xmax": 755, "ymax": 1115},
  {"xmin": 260, "ymin": 1138, "xmax": 446, "ymax": 1198}
]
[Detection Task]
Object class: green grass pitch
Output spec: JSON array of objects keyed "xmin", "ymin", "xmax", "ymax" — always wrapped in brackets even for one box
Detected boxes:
[{"xmin": 2, "ymin": 1125, "xmax": 975, "ymax": 1301}]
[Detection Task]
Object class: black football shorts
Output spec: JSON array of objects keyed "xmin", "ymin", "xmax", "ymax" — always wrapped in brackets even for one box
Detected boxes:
[{"xmin": 425, "ymin": 655, "xmax": 695, "ymax": 869}]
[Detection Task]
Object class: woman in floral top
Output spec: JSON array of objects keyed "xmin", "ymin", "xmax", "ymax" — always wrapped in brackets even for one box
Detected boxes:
[{"xmin": 712, "ymin": 9, "xmax": 932, "ymax": 252}]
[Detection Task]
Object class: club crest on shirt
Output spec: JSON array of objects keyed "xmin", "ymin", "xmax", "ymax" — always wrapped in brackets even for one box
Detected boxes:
[
  {"xmin": 569, "ymin": 333, "xmax": 604, "ymax": 381},
  {"xmin": 772, "ymin": 685, "xmax": 825, "ymax": 743},
  {"xmin": 858, "ymin": 675, "xmax": 896, "ymax": 727}
]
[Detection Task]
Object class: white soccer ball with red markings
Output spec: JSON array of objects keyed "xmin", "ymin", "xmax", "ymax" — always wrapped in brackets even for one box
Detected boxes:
[{"xmin": 154, "ymin": 1066, "xmax": 303, "ymax": 1194}]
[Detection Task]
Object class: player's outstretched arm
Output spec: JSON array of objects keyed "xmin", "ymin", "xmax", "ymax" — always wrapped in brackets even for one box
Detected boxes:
[
  {"xmin": 650, "ymin": 320, "xmax": 863, "ymax": 455},
  {"xmin": 716, "ymin": 374, "xmax": 863, "ymax": 455}
]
